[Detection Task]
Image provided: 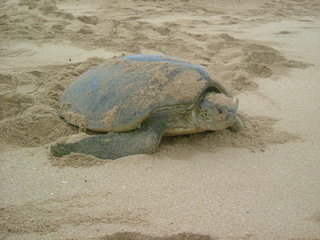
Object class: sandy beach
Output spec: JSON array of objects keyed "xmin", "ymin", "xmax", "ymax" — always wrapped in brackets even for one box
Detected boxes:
[{"xmin": 0, "ymin": 0, "xmax": 320, "ymax": 239}]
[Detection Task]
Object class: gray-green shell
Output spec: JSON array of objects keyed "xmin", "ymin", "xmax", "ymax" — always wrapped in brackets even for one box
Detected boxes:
[{"xmin": 60, "ymin": 54, "xmax": 232, "ymax": 132}]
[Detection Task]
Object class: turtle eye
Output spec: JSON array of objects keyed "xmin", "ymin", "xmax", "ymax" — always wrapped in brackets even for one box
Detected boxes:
[{"xmin": 217, "ymin": 108, "xmax": 223, "ymax": 114}]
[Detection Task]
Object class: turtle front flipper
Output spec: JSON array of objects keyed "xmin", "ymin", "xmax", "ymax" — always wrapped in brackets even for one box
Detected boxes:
[{"xmin": 51, "ymin": 114, "xmax": 168, "ymax": 160}]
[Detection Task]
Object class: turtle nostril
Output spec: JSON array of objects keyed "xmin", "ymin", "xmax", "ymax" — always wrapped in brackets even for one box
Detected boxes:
[
  {"xmin": 226, "ymin": 106, "xmax": 236, "ymax": 114},
  {"xmin": 226, "ymin": 112, "xmax": 235, "ymax": 121}
]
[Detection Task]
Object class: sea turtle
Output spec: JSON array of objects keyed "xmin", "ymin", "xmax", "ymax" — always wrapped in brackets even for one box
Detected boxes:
[{"xmin": 51, "ymin": 54, "xmax": 243, "ymax": 159}]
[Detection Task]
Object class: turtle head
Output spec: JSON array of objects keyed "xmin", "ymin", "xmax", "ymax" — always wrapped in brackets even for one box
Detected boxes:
[{"xmin": 193, "ymin": 92, "xmax": 243, "ymax": 131}]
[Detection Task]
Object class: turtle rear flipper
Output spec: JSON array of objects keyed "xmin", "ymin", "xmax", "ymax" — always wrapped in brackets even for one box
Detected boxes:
[{"xmin": 51, "ymin": 114, "xmax": 168, "ymax": 160}]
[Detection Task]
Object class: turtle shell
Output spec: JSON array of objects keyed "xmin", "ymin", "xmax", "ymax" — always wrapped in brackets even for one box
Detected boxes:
[{"xmin": 60, "ymin": 54, "xmax": 232, "ymax": 132}]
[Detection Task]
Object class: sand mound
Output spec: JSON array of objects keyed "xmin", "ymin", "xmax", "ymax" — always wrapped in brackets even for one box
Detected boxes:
[
  {"xmin": 0, "ymin": 58, "xmax": 104, "ymax": 147},
  {"xmin": 0, "ymin": 105, "xmax": 76, "ymax": 147},
  {"xmin": 205, "ymin": 114, "xmax": 300, "ymax": 151}
]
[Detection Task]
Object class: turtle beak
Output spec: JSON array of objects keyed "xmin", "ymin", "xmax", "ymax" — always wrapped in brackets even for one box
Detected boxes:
[{"xmin": 233, "ymin": 97, "xmax": 239, "ymax": 111}]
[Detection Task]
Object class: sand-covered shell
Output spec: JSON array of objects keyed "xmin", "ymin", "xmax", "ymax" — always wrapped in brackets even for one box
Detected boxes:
[{"xmin": 60, "ymin": 54, "xmax": 232, "ymax": 132}]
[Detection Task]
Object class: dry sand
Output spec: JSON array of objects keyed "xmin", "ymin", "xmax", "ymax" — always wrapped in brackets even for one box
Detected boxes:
[{"xmin": 0, "ymin": 0, "xmax": 320, "ymax": 239}]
